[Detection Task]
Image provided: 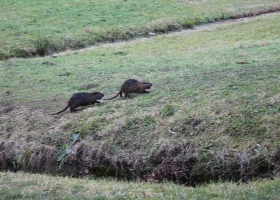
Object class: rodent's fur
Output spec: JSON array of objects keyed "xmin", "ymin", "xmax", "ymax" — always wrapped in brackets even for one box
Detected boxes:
[
  {"xmin": 104, "ymin": 79, "xmax": 152, "ymax": 100},
  {"xmin": 51, "ymin": 92, "xmax": 104, "ymax": 114}
]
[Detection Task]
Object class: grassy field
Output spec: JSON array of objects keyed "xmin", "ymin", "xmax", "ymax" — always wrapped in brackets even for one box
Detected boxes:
[
  {"xmin": 1, "ymin": 1, "xmax": 280, "ymax": 198},
  {"xmin": 1, "ymin": 172, "xmax": 280, "ymax": 199},
  {"xmin": 1, "ymin": 11, "xmax": 280, "ymax": 186},
  {"xmin": 0, "ymin": 0, "xmax": 280, "ymax": 59}
]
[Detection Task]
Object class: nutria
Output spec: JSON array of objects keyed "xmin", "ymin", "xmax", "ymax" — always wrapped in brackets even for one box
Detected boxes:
[
  {"xmin": 104, "ymin": 79, "xmax": 152, "ymax": 100},
  {"xmin": 51, "ymin": 92, "xmax": 104, "ymax": 115}
]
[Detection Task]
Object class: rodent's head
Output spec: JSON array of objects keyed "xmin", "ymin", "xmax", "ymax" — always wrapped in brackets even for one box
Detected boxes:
[
  {"xmin": 141, "ymin": 81, "xmax": 153, "ymax": 89},
  {"xmin": 91, "ymin": 92, "xmax": 105, "ymax": 99}
]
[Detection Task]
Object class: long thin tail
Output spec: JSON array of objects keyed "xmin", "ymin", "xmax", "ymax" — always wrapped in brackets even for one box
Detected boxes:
[
  {"xmin": 50, "ymin": 105, "xmax": 69, "ymax": 115},
  {"xmin": 103, "ymin": 92, "xmax": 121, "ymax": 100}
]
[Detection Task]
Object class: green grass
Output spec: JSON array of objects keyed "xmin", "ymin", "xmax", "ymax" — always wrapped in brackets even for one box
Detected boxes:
[
  {"xmin": 0, "ymin": 0, "xmax": 280, "ymax": 58},
  {"xmin": 1, "ymin": 172, "xmax": 280, "ymax": 199},
  {"xmin": 1, "ymin": 12, "xmax": 280, "ymax": 184}
]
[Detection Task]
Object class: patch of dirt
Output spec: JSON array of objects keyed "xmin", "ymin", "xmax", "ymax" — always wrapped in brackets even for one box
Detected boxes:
[
  {"xmin": 114, "ymin": 51, "xmax": 126, "ymax": 55},
  {"xmin": 236, "ymin": 61, "xmax": 250, "ymax": 64},
  {"xmin": 267, "ymin": 94, "xmax": 280, "ymax": 105},
  {"xmin": 42, "ymin": 61, "xmax": 56, "ymax": 66},
  {"xmin": 23, "ymin": 98, "xmax": 66, "ymax": 111},
  {"xmin": 173, "ymin": 117, "xmax": 203, "ymax": 136},
  {"xmin": 0, "ymin": 102, "xmax": 14, "ymax": 115},
  {"xmin": 59, "ymin": 72, "xmax": 71, "ymax": 76},
  {"xmin": 78, "ymin": 84, "xmax": 99, "ymax": 90},
  {"xmin": 4, "ymin": 62, "xmax": 19, "ymax": 67},
  {"xmin": 159, "ymin": 67, "xmax": 173, "ymax": 72},
  {"xmin": 185, "ymin": 117, "xmax": 202, "ymax": 128},
  {"xmin": 155, "ymin": 157, "xmax": 196, "ymax": 183}
]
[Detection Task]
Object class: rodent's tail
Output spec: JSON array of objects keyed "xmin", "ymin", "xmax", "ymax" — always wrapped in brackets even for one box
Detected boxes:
[
  {"xmin": 50, "ymin": 105, "xmax": 69, "ymax": 115},
  {"xmin": 103, "ymin": 92, "xmax": 120, "ymax": 100}
]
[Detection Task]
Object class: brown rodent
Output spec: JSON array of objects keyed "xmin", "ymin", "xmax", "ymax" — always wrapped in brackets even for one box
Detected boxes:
[
  {"xmin": 104, "ymin": 79, "xmax": 152, "ymax": 100},
  {"xmin": 51, "ymin": 92, "xmax": 104, "ymax": 115}
]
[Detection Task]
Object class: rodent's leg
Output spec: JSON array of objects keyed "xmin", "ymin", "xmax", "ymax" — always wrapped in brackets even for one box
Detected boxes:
[
  {"xmin": 70, "ymin": 108, "xmax": 77, "ymax": 112},
  {"xmin": 70, "ymin": 105, "xmax": 77, "ymax": 112}
]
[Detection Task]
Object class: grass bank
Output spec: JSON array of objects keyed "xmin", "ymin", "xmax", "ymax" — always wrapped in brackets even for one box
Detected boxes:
[
  {"xmin": 1, "ymin": 12, "xmax": 280, "ymax": 185},
  {"xmin": 1, "ymin": 172, "xmax": 280, "ymax": 199},
  {"xmin": 0, "ymin": 0, "xmax": 280, "ymax": 59}
]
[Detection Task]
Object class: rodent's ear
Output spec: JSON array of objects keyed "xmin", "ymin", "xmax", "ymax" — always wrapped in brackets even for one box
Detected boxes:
[
  {"xmin": 93, "ymin": 92, "xmax": 98, "ymax": 95},
  {"xmin": 143, "ymin": 82, "xmax": 146, "ymax": 84}
]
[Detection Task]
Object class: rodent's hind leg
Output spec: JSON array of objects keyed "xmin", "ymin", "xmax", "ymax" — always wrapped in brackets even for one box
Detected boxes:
[{"xmin": 70, "ymin": 105, "xmax": 77, "ymax": 112}]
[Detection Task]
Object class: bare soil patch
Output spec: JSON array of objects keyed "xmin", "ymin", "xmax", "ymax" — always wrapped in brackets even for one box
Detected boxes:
[
  {"xmin": 0, "ymin": 102, "xmax": 13, "ymax": 115},
  {"xmin": 78, "ymin": 84, "xmax": 99, "ymax": 90}
]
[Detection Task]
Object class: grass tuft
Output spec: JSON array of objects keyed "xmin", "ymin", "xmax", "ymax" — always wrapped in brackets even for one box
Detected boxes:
[
  {"xmin": 160, "ymin": 104, "xmax": 176, "ymax": 117},
  {"xmin": 33, "ymin": 38, "xmax": 52, "ymax": 56},
  {"xmin": 79, "ymin": 117, "xmax": 109, "ymax": 136}
]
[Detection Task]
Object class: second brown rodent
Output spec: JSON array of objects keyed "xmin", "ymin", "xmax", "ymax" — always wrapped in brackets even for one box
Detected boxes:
[{"xmin": 104, "ymin": 79, "xmax": 152, "ymax": 100}]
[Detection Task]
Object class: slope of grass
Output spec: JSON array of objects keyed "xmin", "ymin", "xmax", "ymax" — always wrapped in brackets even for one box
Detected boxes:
[
  {"xmin": 1, "ymin": 172, "xmax": 280, "ymax": 199},
  {"xmin": 0, "ymin": 0, "xmax": 280, "ymax": 58},
  {"xmin": 0, "ymin": 12, "xmax": 280, "ymax": 184}
]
